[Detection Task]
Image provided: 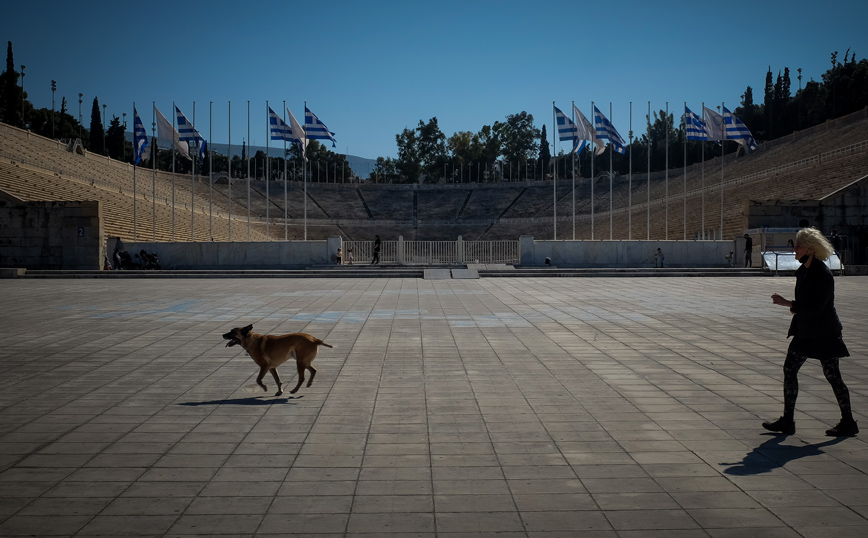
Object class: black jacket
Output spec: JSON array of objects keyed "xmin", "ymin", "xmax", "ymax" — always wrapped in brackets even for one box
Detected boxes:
[{"xmin": 788, "ymin": 260, "xmax": 842, "ymax": 339}]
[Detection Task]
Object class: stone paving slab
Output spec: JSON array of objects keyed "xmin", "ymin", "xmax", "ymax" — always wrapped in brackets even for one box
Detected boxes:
[{"xmin": 0, "ymin": 276, "xmax": 866, "ymax": 537}]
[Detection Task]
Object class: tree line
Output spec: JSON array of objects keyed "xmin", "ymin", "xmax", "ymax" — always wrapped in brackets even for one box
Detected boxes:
[{"xmin": 2, "ymin": 40, "xmax": 867, "ymax": 184}]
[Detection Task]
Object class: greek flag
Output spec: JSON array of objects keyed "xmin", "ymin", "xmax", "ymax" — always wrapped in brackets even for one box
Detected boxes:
[
  {"xmin": 723, "ymin": 107, "xmax": 757, "ymax": 151},
  {"xmin": 593, "ymin": 106, "xmax": 626, "ymax": 154},
  {"xmin": 554, "ymin": 105, "xmax": 580, "ymax": 153},
  {"xmin": 573, "ymin": 104, "xmax": 606, "ymax": 155},
  {"xmin": 304, "ymin": 106, "xmax": 336, "ymax": 147},
  {"xmin": 269, "ymin": 106, "xmax": 290, "ymax": 141},
  {"xmin": 175, "ymin": 105, "xmax": 207, "ymax": 161},
  {"xmin": 684, "ymin": 106, "xmax": 708, "ymax": 141},
  {"xmin": 133, "ymin": 106, "xmax": 149, "ymax": 165},
  {"xmin": 286, "ymin": 107, "xmax": 306, "ymax": 158}
]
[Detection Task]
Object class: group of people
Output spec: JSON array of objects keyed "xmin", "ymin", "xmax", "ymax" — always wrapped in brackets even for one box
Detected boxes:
[{"xmin": 336, "ymin": 235, "xmax": 381, "ymax": 265}]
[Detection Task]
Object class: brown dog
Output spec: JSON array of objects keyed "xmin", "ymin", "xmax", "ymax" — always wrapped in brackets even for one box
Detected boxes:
[{"xmin": 222, "ymin": 324, "xmax": 332, "ymax": 396}]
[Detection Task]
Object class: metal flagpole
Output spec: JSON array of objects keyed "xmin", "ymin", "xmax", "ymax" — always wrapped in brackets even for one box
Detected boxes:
[
  {"xmin": 664, "ymin": 101, "xmax": 669, "ymax": 240},
  {"xmin": 591, "ymin": 101, "xmax": 595, "ymax": 240},
  {"xmin": 133, "ymin": 102, "xmax": 137, "ymax": 241},
  {"xmin": 228, "ymin": 101, "xmax": 232, "ymax": 241},
  {"xmin": 172, "ymin": 101, "xmax": 176, "ymax": 241},
  {"xmin": 209, "ymin": 101, "xmax": 212, "ymax": 240},
  {"xmin": 266, "ymin": 101, "xmax": 270, "ymax": 241},
  {"xmin": 683, "ymin": 102, "xmax": 687, "ymax": 240},
  {"xmin": 628, "ymin": 101, "xmax": 632, "ymax": 240},
  {"xmin": 647, "ymin": 101, "xmax": 650, "ymax": 240},
  {"xmin": 720, "ymin": 101, "xmax": 725, "ymax": 239},
  {"xmin": 701, "ymin": 101, "xmax": 705, "ymax": 237},
  {"xmin": 247, "ymin": 101, "xmax": 251, "ymax": 241},
  {"xmin": 571, "ymin": 101, "xmax": 575, "ymax": 240},
  {"xmin": 552, "ymin": 101, "xmax": 556, "ymax": 240},
  {"xmin": 191, "ymin": 102, "xmax": 196, "ymax": 241},
  {"xmin": 609, "ymin": 102, "xmax": 613, "ymax": 240},
  {"xmin": 304, "ymin": 101, "xmax": 307, "ymax": 241},
  {"xmin": 151, "ymin": 103, "xmax": 156, "ymax": 241},
  {"xmin": 283, "ymin": 101, "xmax": 288, "ymax": 241}
]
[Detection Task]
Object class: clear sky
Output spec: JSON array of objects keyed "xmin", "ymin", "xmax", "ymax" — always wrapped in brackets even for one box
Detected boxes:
[{"xmin": 3, "ymin": 0, "xmax": 868, "ymax": 160}]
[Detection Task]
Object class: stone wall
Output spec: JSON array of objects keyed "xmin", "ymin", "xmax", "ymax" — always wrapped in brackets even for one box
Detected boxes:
[
  {"xmin": 124, "ymin": 237, "xmax": 339, "ymax": 269},
  {"xmin": 0, "ymin": 200, "xmax": 103, "ymax": 269},
  {"xmin": 520, "ymin": 237, "xmax": 735, "ymax": 268}
]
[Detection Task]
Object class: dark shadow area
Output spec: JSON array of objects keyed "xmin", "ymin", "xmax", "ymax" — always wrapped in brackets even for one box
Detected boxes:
[
  {"xmin": 722, "ymin": 434, "xmax": 846, "ymax": 475},
  {"xmin": 177, "ymin": 395, "xmax": 303, "ymax": 406}
]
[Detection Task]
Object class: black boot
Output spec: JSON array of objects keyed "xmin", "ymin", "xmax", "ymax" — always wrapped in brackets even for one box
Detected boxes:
[
  {"xmin": 825, "ymin": 419, "xmax": 859, "ymax": 437},
  {"xmin": 762, "ymin": 416, "xmax": 795, "ymax": 435}
]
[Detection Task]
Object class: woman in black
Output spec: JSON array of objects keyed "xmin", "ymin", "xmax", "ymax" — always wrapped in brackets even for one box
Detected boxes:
[
  {"xmin": 763, "ymin": 227, "xmax": 858, "ymax": 436},
  {"xmin": 371, "ymin": 235, "xmax": 381, "ymax": 265}
]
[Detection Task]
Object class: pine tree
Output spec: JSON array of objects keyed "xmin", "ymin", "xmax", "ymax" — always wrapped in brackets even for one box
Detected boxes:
[
  {"xmin": 0, "ymin": 41, "xmax": 22, "ymax": 127},
  {"xmin": 89, "ymin": 97, "xmax": 104, "ymax": 154}
]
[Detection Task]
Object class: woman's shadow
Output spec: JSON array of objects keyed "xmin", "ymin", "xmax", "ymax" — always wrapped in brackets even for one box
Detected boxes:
[{"xmin": 723, "ymin": 434, "xmax": 846, "ymax": 476}]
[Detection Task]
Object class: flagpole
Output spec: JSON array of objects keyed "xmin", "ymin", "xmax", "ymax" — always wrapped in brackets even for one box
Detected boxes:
[
  {"xmin": 720, "ymin": 101, "xmax": 725, "ymax": 239},
  {"xmin": 284, "ymin": 101, "xmax": 288, "ymax": 241},
  {"xmin": 647, "ymin": 101, "xmax": 650, "ymax": 240},
  {"xmin": 209, "ymin": 101, "xmax": 213, "ymax": 240},
  {"xmin": 228, "ymin": 101, "xmax": 231, "ymax": 241},
  {"xmin": 608, "ymin": 102, "xmax": 613, "ymax": 240},
  {"xmin": 682, "ymin": 102, "xmax": 687, "ymax": 240},
  {"xmin": 192, "ymin": 101, "xmax": 196, "ymax": 242},
  {"xmin": 590, "ymin": 101, "xmax": 595, "ymax": 240},
  {"xmin": 304, "ymin": 101, "xmax": 307, "ymax": 241},
  {"xmin": 571, "ymin": 101, "xmax": 576, "ymax": 240},
  {"xmin": 266, "ymin": 101, "xmax": 270, "ymax": 241},
  {"xmin": 552, "ymin": 101, "xmax": 556, "ymax": 241},
  {"xmin": 151, "ymin": 103, "xmax": 156, "ymax": 241},
  {"xmin": 172, "ymin": 101, "xmax": 176, "ymax": 241},
  {"xmin": 664, "ymin": 101, "xmax": 668, "ymax": 241},
  {"xmin": 701, "ymin": 101, "xmax": 705, "ymax": 237},
  {"xmin": 247, "ymin": 100, "xmax": 251, "ymax": 241},
  {"xmin": 628, "ymin": 101, "xmax": 632, "ymax": 241},
  {"xmin": 133, "ymin": 102, "xmax": 137, "ymax": 242}
]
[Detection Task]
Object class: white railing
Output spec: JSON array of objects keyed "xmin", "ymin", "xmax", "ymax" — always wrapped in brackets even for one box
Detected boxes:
[{"xmin": 341, "ymin": 238, "xmax": 519, "ymax": 265}]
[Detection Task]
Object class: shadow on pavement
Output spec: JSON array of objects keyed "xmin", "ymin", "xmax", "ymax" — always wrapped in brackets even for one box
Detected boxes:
[
  {"xmin": 177, "ymin": 395, "xmax": 303, "ymax": 406},
  {"xmin": 722, "ymin": 434, "xmax": 846, "ymax": 475}
]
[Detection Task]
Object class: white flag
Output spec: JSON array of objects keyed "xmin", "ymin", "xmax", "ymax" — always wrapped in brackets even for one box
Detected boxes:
[
  {"xmin": 155, "ymin": 106, "xmax": 190, "ymax": 160},
  {"xmin": 573, "ymin": 104, "xmax": 607, "ymax": 155},
  {"xmin": 286, "ymin": 107, "xmax": 307, "ymax": 158},
  {"xmin": 703, "ymin": 106, "xmax": 726, "ymax": 142}
]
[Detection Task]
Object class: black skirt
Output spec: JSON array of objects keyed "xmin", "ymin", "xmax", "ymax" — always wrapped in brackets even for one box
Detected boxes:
[{"xmin": 788, "ymin": 335, "xmax": 850, "ymax": 360}]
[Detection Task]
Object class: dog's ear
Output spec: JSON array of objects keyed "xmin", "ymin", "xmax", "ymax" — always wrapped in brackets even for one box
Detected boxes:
[{"xmin": 241, "ymin": 324, "xmax": 253, "ymax": 335}]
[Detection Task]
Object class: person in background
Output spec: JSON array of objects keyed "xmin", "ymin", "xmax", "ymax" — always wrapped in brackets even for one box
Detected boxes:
[
  {"xmin": 348, "ymin": 246, "xmax": 354, "ymax": 265},
  {"xmin": 744, "ymin": 233, "xmax": 754, "ymax": 267},
  {"xmin": 371, "ymin": 235, "xmax": 381, "ymax": 265},
  {"xmin": 655, "ymin": 248, "xmax": 664, "ymax": 268},
  {"xmin": 336, "ymin": 247, "xmax": 342, "ymax": 265},
  {"xmin": 763, "ymin": 227, "xmax": 858, "ymax": 437}
]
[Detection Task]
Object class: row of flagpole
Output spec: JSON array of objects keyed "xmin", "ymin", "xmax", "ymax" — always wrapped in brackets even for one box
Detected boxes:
[
  {"xmin": 554, "ymin": 101, "xmax": 757, "ymax": 241},
  {"xmin": 128, "ymin": 102, "xmax": 336, "ymax": 242}
]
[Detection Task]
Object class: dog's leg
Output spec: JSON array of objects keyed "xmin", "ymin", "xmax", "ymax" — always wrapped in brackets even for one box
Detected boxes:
[
  {"xmin": 256, "ymin": 365, "xmax": 269, "ymax": 392},
  {"xmin": 306, "ymin": 365, "xmax": 317, "ymax": 387},
  {"xmin": 289, "ymin": 363, "xmax": 305, "ymax": 394},
  {"xmin": 270, "ymin": 368, "xmax": 283, "ymax": 396}
]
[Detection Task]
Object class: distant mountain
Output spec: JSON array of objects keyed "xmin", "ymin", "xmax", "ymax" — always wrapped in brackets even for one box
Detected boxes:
[{"xmin": 127, "ymin": 133, "xmax": 378, "ymax": 178}]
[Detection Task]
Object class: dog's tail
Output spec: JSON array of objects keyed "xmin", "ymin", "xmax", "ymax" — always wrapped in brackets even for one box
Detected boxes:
[{"xmin": 315, "ymin": 338, "xmax": 333, "ymax": 348}]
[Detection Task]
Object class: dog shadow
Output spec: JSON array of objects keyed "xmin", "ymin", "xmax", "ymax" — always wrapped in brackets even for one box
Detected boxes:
[
  {"xmin": 177, "ymin": 395, "xmax": 303, "ymax": 406},
  {"xmin": 722, "ymin": 434, "xmax": 846, "ymax": 476}
]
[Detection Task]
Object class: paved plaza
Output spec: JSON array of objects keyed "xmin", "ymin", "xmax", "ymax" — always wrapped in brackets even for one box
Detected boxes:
[{"xmin": 1, "ymin": 275, "xmax": 867, "ymax": 537}]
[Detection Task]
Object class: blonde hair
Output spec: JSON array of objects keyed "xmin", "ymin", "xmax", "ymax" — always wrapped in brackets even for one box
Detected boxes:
[{"xmin": 795, "ymin": 227, "xmax": 834, "ymax": 261}]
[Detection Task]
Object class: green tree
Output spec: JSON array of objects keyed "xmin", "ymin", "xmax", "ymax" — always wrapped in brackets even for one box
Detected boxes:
[
  {"xmin": 395, "ymin": 127, "xmax": 421, "ymax": 183},
  {"xmin": 416, "ymin": 117, "xmax": 447, "ymax": 182},
  {"xmin": 0, "ymin": 41, "xmax": 22, "ymax": 127},
  {"xmin": 499, "ymin": 111, "xmax": 539, "ymax": 164},
  {"xmin": 89, "ymin": 97, "xmax": 104, "ymax": 154},
  {"xmin": 538, "ymin": 124, "xmax": 551, "ymax": 177},
  {"xmin": 105, "ymin": 116, "xmax": 125, "ymax": 160}
]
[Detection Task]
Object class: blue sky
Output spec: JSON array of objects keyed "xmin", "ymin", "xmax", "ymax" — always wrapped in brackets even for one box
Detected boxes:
[{"xmin": 3, "ymin": 0, "xmax": 868, "ymax": 160}]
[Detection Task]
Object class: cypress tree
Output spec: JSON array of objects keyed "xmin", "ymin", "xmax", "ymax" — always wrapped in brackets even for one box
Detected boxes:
[
  {"xmin": 538, "ymin": 124, "xmax": 551, "ymax": 178},
  {"xmin": 89, "ymin": 97, "xmax": 104, "ymax": 154},
  {"xmin": 0, "ymin": 41, "xmax": 22, "ymax": 127}
]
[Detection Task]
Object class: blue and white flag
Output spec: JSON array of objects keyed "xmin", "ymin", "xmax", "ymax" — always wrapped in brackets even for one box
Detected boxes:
[
  {"xmin": 304, "ymin": 106, "xmax": 337, "ymax": 147},
  {"xmin": 175, "ymin": 105, "xmax": 207, "ymax": 161},
  {"xmin": 554, "ymin": 105, "xmax": 581, "ymax": 153},
  {"xmin": 723, "ymin": 107, "xmax": 757, "ymax": 151},
  {"xmin": 684, "ymin": 106, "xmax": 708, "ymax": 141},
  {"xmin": 133, "ymin": 106, "xmax": 149, "ymax": 165},
  {"xmin": 593, "ymin": 106, "xmax": 626, "ymax": 154},
  {"xmin": 573, "ymin": 104, "xmax": 606, "ymax": 155},
  {"xmin": 703, "ymin": 106, "xmax": 726, "ymax": 142},
  {"xmin": 286, "ymin": 107, "xmax": 306, "ymax": 158},
  {"xmin": 269, "ymin": 106, "xmax": 290, "ymax": 141}
]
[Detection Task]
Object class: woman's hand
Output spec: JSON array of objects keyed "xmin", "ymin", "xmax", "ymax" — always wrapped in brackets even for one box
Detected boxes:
[{"xmin": 771, "ymin": 293, "xmax": 792, "ymax": 308}]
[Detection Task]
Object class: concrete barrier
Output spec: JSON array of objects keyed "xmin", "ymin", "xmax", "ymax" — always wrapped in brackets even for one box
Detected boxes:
[{"xmin": 519, "ymin": 237, "xmax": 735, "ymax": 268}]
